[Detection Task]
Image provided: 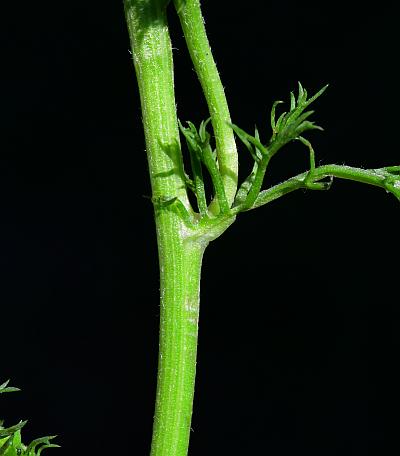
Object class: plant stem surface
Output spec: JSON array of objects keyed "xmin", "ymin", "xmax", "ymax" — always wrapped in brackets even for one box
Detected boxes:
[
  {"xmin": 174, "ymin": 0, "xmax": 238, "ymax": 210},
  {"xmin": 124, "ymin": 2, "xmax": 207, "ymax": 454}
]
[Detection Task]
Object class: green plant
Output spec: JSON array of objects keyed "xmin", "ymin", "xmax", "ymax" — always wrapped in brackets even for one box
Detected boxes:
[
  {"xmin": 0, "ymin": 380, "xmax": 59, "ymax": 456},
  {"xmin": 123, "ymin": 1, "xmax": 399, "ymax": 455}
]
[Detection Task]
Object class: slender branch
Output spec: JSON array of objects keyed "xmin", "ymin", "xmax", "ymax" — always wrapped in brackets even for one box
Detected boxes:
[
  {"xmin": 242, "ymin": 155, "xmax": 271, "ymax": 209},
  {"xmin": 201, "ymin": 144, "xmax": 230, "ymax": 214},
  {"xmin": 173, "ymin": 0, "xmax": 238, "ymax": 210},
  {"xmin": 239, "ymin": 164, "xmax": 400, "ymax": 211}
]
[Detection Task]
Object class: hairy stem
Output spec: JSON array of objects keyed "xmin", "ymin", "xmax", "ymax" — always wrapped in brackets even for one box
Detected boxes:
[
  {"xmin": 151, "ymin": 238, "xmax": 205, "ymax": 455},
  {"xmin": 173, "ymin": 0, "xmax": 238, "ymax": 210},
  {"xmin": 245, "ymin": 164, "xmax": 400, "ymax": 210},
  {"xmin": 243, "ymin": 155, "xmax": 271, "ymax": 209},
  {"xmin": 124, "ymin": 2, "xmax": 206, "ymax": 455},
  {"xmin": 124, "ymin": 0, "xmax": 188, "ymax": 204}
]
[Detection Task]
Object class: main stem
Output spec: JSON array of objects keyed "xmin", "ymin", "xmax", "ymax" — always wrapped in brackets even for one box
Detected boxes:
[
  {"xmin": 152, "ymin": 239, "xmax": 205, "ymax": 455},
  {"xmin": 124, "ymin": 1, "xmax": 208, "ymax": 455}
]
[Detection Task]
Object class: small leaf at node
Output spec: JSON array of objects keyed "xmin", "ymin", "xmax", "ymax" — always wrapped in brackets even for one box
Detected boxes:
[
  {"xmin": 290, "ymin": 91, "xmax": 296, "ymax": 110},
  {"xmin": 270, "ymin": 100, "xmax": 283, "ymax": 132}
]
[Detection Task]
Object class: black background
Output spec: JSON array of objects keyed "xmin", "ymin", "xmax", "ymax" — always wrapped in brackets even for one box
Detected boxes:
[{"xmin": 1, "ymin": 1, "xmax": 399, "ymax": 455}]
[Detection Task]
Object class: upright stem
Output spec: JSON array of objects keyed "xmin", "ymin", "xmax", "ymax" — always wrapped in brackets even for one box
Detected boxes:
[
  {"xmin": 124, "ymin": 1, "xmax": 207, "ymax": 455},
  {"xmin": 173, "ymin": 0, "xmax": 238, "ymax": 210},
  {"xmin": 152, "ymin": 238, "xmax": 205, "ymax": 455},
  {"xmin": 124, "ymin": 0, "xmax": 188, "ymax": 204}
]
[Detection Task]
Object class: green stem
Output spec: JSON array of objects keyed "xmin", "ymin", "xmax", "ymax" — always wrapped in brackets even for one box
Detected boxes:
[
  {"xmin": 151, "ymin": 237, "xmax": 205, "ymax": 455},
  {"xmin": 124, "ymin": 0, "xmax": 188, "ymax": 204},
  {"xmin": 246, "ymin": 164, "xmax": 400, "ymax": 210},
  {"xmin": 173, "ymin": 0, "xmax": 238, "ymax": 210},
  {"xmin": 243, "ymin": 154, "xmax": 271, "ymax": 209},
  {"xmin": 124, "ymin": 2, "xmax": 206, "ymax": 455}
]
